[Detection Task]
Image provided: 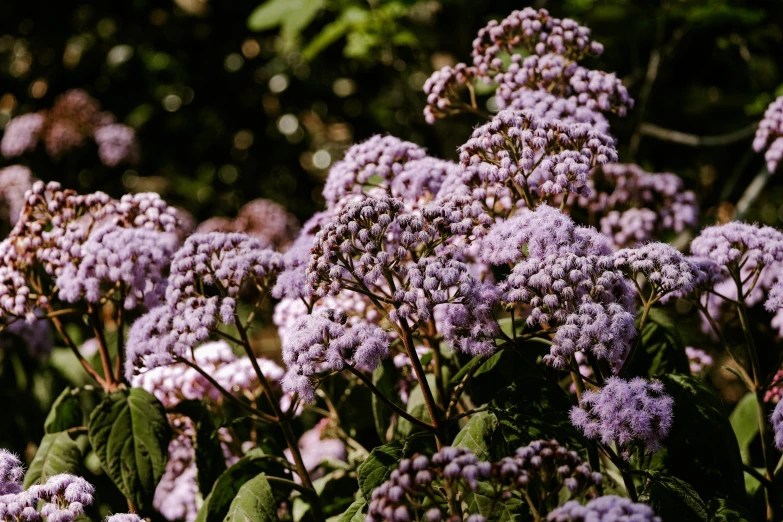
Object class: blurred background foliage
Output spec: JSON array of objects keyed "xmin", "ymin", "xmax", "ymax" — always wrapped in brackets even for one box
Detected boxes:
[{"xmin": 1, "ymin": 0, "xmax": 783, "ymax": 485}]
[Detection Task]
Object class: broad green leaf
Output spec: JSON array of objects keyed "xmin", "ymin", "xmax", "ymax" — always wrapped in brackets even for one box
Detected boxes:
[
  {"xmin": 24, "ymin": 431, "xmax": 82, "ymax": 488},
  {"xmin": 706, "ymin": 497, "xmax": 755, "ymax": 521},
  {"xmin": 453, "ymin": 411, "xmax": 497, "ymax": 461},
  {"xmin": 729, "ymin": 393, "xmax": 758, "ymax": 464},
  {"xmin": 293, "ymin": 468, "xmax": 355, "ymax": 521},
  {"xmin": 195, "ymin": 407, "xmax": 228, "ymax": 495},
  {"xmin": 88, "ymin": 388, "xmax": 172, "ymax": 510},
  {"xmin": 196, "ymin": 448, "xmax": 287, "ymax": 522},
  {"xmin": 357, "ymin": 441, "xmax": 404, "ymax": 500},
  {"xmin": 464, "ymin": 481, "xmax": 525, "ymax": 521},
  {"xmin": 658, "ymin": 375, "xmax": 746, "ymax": 505},
  {"xmin": 648, "ymin": 473, "xmax": 708, "ymax": 522},
  {"xmin": 44, "ymin": 386, "xmax": 83, "ymax": 434},
  {"xmin": 247, "ymin": 0, "xmax": 324, "ymax": 37},
  {"xmin": 335, "ymin": 498, "xmax": 366, "ymax": 522},
  {"xmin": 396, "ymin": 374, "xmax": 438, "ymax": 438},
  {"xmin": 224, "ymin": 474, "xmax": 277, "ymax": 522}
]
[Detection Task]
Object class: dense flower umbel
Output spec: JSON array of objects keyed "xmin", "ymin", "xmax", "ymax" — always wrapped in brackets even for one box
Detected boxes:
[
  {"xmin": 106, "ymin": 515, "xmax": 144, "ymax": 522},
  {"xmin": 322, "ymin": 135, "xmax": 427, "ymax": 207},
  {"xmin": 498, "ymin": 90, "xmax": 609, "ymax": 133},
  {"xmin": 197, "ymin": 198, "xmax": 300, "ymax": 250},
  {"xmin": 548, "ymin": 495, "xmax": 661, "ymax": 522},
  {"xmin": 458, "ymin": 110, "xmax": 617, "ymax": 210},
  {"xmin": 281, "ymin": 309, "xmax": 389, "ymax": 403},
  {"xmin": 690, "ymin": 222, "xmax": 783, "ymax": 268},
  {"xmin": 0, "ymin": 89, "xmax": 139, "ymax": 167},
  {"xmin": 423, "ymin": 64, "xmax": 478, "ymax": 124},
  {"xmin": 57, "ymin": 224, "xmax": 177, "ymax": 309},
  {"xmin": 577, "ymin": 163, "xmax": 698, "ymax": 247},
  {"xmin": 0, "ymin": 472, "xmax": 95, "ymax": 522},
  {"xmin": 570, "ymin": 377, "xmax": 673, "ymax": 459},
  {"xmin": 494, "ymin": 440, "xmax": 602, "ymax": 512},
  {"xmin": 366, "ymin": 446, "xmax": 492, "ymax": 522},
  {"xmin": 612, "ymin": 243, "xmax": 701, "ymax": 299},
  {"xmin": 753, "ymin": 96, "xmax": 783, "ymax": 173},
  {"xmin": 367, "ymin": 442, "xmax": 601, "ymax": 522}
]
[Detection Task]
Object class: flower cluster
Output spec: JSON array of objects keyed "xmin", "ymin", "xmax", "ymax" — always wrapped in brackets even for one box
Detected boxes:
[
  {"xmin": 366, "ymin": 446, "xmax": 492, "ymax": 522},
  {"xmin": 570, "ymin": 377, "xmax": 673, "ymax": 459},
  {"xmin": 1, "ymin": 89, "xmax": 138, "ymax": 167},
  {"xmin": 0, "ymin": 166, "xmax": 34, "ymax": 227},
  {"xmin": 424, "ymin": 8, "xmax": 632, "ymax": 124},
  {"xmin": 773, "ymin": 400, "xmax": 783, "ymax": 451},
  {"xmin": 612, "ymin": 242, "xmax": 701, "ymax": 299},
  {"xmin": 685, "ymin": 347, "xmax": 713, "ymax": 375},
  {"xmin": 548, "ymin": 496, "xmax": 661, "ymax": 522},
  {"xmin": 368, "ymin": 442, "xmax": 602, "ymax": 522},
  {"xmin": 492, "ymin": 206, "xmax": 635, "ymax": 370},
  {"xmin": 753, "ymin": 95, "xmax": 783, "ymax": 173},
  {"xmin": 691, "ymin": 222, "xmax": 783, "ymax": 268},
  {"xmin": 0, "ymin": 468, "xmax": 95, "ymax": 522},
  {"xmin": 281, "ymin": 309, "xmax": 389, "ymax": 403},
  {"xmin": 196, "ymin": 198, "xmax": 300, "ymax": 250},
  {"xmin": 577, "ymin": 163, "xmax": 698, "ymax": 246},
  {"xmin": 458, "ymin": 110, "xmax": 617, "ymax": 210},
  {"xmin": 284, "ymin": 418, "xmax": 347, "ymax": 478}
]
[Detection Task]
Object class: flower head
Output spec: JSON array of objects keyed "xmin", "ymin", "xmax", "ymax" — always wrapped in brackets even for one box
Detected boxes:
[{"xmin": 548, "ymin": 496, "xmax": 661, "ymax": 522}]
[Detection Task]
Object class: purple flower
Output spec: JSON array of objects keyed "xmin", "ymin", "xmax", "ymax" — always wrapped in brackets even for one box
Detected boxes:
[
  {"xmin": 691, "ymin": 222, "xmax": 783, "ymax": 268},
  {"xmin": 323, "ymin": 135, "xmax": 426, "ymax": 207},
  {"xmin": 498, "ymin": 90, "xmax": 609, "ymax": 134},
  {"xmin": 480, "ymin": 205, "xmax": 610, "ymax": 265},
  {"xmin": 772, "ymin": 400, "xmax": 783, "ymax": 451},
  {"xmin": 612, "ymin": 243, "xmax": 701, "ymax": 298},
  {"xmin": 570, "ymin": 377, "xmax": 673, "ymax": 459},
  {"xmin": 753, "ymin": 96, "xmax": 783, "ymax": 173},
  {"xmin": 56, "ymin": 224, "xmax": 177, "ymax": 309},
  {"xmin": 548, "ymin": 496, "xmax": 661, "ymax": 522},
  {"xmin": 1, "ymin": 113, "xmax": 45, "ymax": 158},
  {"xmin": 106, "ymin": 515, "xmax": 144, "ymax": 522},
  {"xmin": 93, "ymin": 124, "xmax": 139, "ymax": 167},
  {"xmin": 459, "ymin": 110, "xmax": 617, "ymax": 210},
  {"xmin": 197, "ymin": 198, "xmax": 300, "ymax": 250},
  {"xmin": 281, "ymin": 309, "xmax": 389, "ymax": 403},
  {"xmin": 0, "ymin": 449, "xmax": 24, "ymax": 495},
  {"xmin": 423, "ymin": 64, "xmax": 478, "ymax": 124},
  {"xmin": 284, "ymin": 418, "xmax": 347, "ymax": 479},
  {"xmin": 0, "ymin": 165, "xmax": 34, "ymax": 226},
  {"xmin": 685, "ymin": 347, "xmax": 713, "ymax": 374}
]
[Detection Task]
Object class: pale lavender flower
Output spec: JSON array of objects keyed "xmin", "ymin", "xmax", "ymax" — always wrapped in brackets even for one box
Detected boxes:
[
  {"xmin": 766, "ymin": 279, "xmax": 783, "ymax": 312},
  {"xmin": 459, "ymin": 110, "xmax": 617, "ymax": 208},
  {"xmin": 612, "ymin": 243, "xmax": 701, "ymax": 298},
  {"xmin": 570, "ymin": 377, "xmax": 673, "ymax": 459},
  {"xmin": 323, "ymin": 136, "xmax": 426, "ymax": 207},
  {"xmin": 284, "ymin": 418, "xmax": 346, "ymax": 479},
  {"xmin": 548, "ymin": 496, "xmax": 661, "ymax": 522},
  {"xmin": 281, "ymin": 309, "xmax": 389, "ymax": 403},
  {"xmin": 390, "ymin": 157, "xmax": 462, "ymax": 207},
  {"xmin": 691, "ymin": 222, "xmax": 783, "ymax": 268},
  {"xmin": 153, "ymin": 435, "xmax": 199, "ymax": 522},
  {"xmin": 124, "ymin": 305, "xmax": 185, "ymax": 379},
  {"xmin": 197, "ymin": 199, "xmax": 301, "ymax": 251},
  {"xmin": 772, "ymin": 400, "xmax": 783, "ymax": 451},
  {"xmin": 438, "ymin": 278, "xmax": 501, "ymax": 356},
  {"xmin": 753, "ymin": 96, "xmax": 783, "ymax": 173},
  {"xmin": 423, "ymin": 64, "xmax": 479, "ymax": 124},
  {"xmin": 57, "ymin": 224, "xmax": 176, "ymax": 309},
  {"xmin": 504, "ymin": 249, "xmax": 635, "ymax": 371},
  {"xmin": 498, "ymin": 90, "xmax": 609, "ymax": 133},
  {"xmin": 93, "ymin": 124, "xmax": 139, "ymax": 167},
  {"xmin": 0, "ymin": 450, "xmax": 24, "ymax": 495},
  {"xmin": 2, "ymin": 312, "xmax": 52, "ymax": 359},
  {"xmin": 106, "ymin": 515, "xmax": 144, "ymax": 522},
  {"xmin": 0, "ymin": 165, "xmax": 34, "ymax": 226},
  {"xmin": 480, "ymin": 205, "xmax": 610, "ymax": 265},
  {"xmin": 685, "ymin": 347, "xmax": 713, "ymax": 374},
  {"xmin": 1, "ymin": 113, "xmax": 45, "ymax": 157}
]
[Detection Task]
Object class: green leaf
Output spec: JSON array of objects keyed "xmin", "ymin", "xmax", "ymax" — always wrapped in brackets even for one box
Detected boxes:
[
  {"xmin": 44, "ymin": 386, "xmax": 83, "ymax": 434},
  {"xmin": 357, "ymin": 441, "xmax": 404, "ymax": 500},
  {"xmin": 371, "ymin": 359, "xmax": 401, "ymax": 443},
  {"xmin": 302, "ymin": 19, "xmax": 349, "ymax": 61},
  {"xmin": 195, "ymin": 408, "xmax": 228, "ymax": 495},
  {"xmin": 453, "ymin": 411, "xmax": 497, "ymax": 461},
  {"xmin": 729, "ymin": 393, "xmax": 759, "ymax": 464},
  {"xmin": 706, "ymin": 497, "xmax": 756, "ymax": 521},
  {"xmin": 88, "ymin": 388, "xmax": 172, "ymax": 510},
  {"xmin": 396, "ymin": 374, "xmax": 438, "ymax": 438},
  {"xmin": 464, "ymin": 481, "xmax": 525, "ymax": 521},
  {"xmin": 24, "ymin": 431, "xmax": 83, "ymax": 488},
  {"xmin": 196, "ymin": 448, "xmax": 288, "ymax": 522},
  {"xmin": 247, "ymin": 0, "xmax": 324, "ymax": 37},
  {"xmin": 224, "ymin": 474, "xmax": 277, "ymax": 522},
  {"xmin": 648, "ymin": 473, "xmax": 708, "ymax": 522},
  {"xmin": 335, "ymin": 498, "xmax": 366, "ymax": 522},
  {"xmin": 658, "ymin": 375, "xmax": 746, "ymax": 505},
  {"xmin": 627, "ymin": 307, "xmax": 690, "ymax": 378}
]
